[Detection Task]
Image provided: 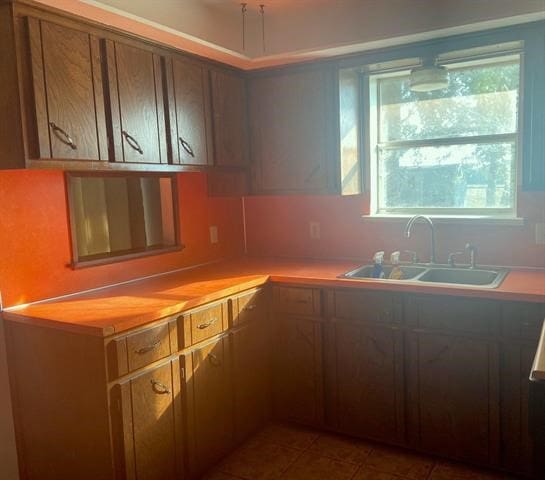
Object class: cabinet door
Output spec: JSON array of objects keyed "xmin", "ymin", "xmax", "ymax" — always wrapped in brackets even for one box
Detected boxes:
[
  {"xmin": 274, "ymin": 315, "xmax": 324, "ymax": 426},
  {"xmin": 248, "ymin": 69, "xmax": 332, "ymax": 193},
  {"xmin": 184, "ymin": 335, "xmax": 233, "ymax": 477},
  {"xmin": 111, "ymin": 360, "xmax": 183, "ymax": 480},
  {"xmin": 27, "ymin": 18, "xmax": 107, "ymax": 160},
  {"xmin": 330, "ymin": 319, "xmax": 404, "ymax": 443},
  {"xmin": 168, "ymin": 57, "xmax": 210, "ymax": 165},
  {"xmin": 106, "ymin": 40, "xmax": 167, "ymax": 164},
  {"xmin": 407, "ymin": 331, "xmax": 498, "ymax": 465},
  {"xmin": 231, "ymin": 319, "xmax": 270, "ymax": 442},
  {"xmin": 210, "ymin": 69, "xmax": 248, "ymax": 167}
]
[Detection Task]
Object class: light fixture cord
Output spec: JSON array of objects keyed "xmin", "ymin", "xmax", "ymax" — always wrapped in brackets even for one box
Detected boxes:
[
  {"xmin": 241, "ymin": 3, "xmax": 247, "ymax": 51},
  {"xmin": 260, "ymin": 4, "xmax": 266, "ymax": 53}
]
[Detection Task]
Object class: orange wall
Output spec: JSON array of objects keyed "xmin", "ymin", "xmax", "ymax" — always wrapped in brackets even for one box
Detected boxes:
[
  {"xmin": 244, "ymin": 191, "xmax": 545, "ymax": 268},
  {"xmin": 0, "ymin": 170, "xmax": 244, "ymax": 308}
]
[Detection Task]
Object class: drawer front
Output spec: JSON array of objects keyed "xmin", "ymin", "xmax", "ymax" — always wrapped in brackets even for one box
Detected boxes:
[
  {"xmin": 179, "ymin": 302, "xmax": 228, "ymax": 347},
  {"xmin": 334, "ymin": 290, "xmax": 400, "ymax": 324},
  {"xmin": 126, "ymin": 323, "xmax": 173, "ymax": 372},
  {"xmin": 273, "ymin": 286, "xmax": 321, "ymax": 316},
  {"xmin": 502, "ymin": 302, "xmax": 545, "ymax": 342},
  {"xmin": 233, "ymin": 288, "xmax": 267, "ymax": 327}
]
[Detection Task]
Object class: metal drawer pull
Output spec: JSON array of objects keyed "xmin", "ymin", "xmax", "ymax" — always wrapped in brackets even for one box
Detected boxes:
[
  {"xmin": 122, "ymin": 130, "xmax": 143, "ymax": 154},
  {"xmin": 178, "ymin": 137, "xmax": 195, "ymax": 157},
  {"xmin": 135, "ymin": 339, "xmax": 161, "ymax": 355},
  {"xmin": 208, "ymin": 353, "xmax": 221, "ymax": 367},
  {"xmin": 244, "ymin": 304, "xmax": 257, "ymax": 311},
  {"xmin": 49, "ymin": 122, "xmax": 77, "ymax": 150},
  {"xmin": 150, "ymin": 379, "xmax": 170, "ymax": 395},
  {"xmin": 197, "ymin": 318, "xmax": 218, "ymax": 330}
]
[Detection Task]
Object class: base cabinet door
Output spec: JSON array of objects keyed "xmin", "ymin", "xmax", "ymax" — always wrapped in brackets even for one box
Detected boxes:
[
  {"xmin": 231, "ymin": 319, "xmax": 271, "ymax": 442},
  {"xmin": 407, "ymin": 332, "xmax": 498, "ymax": 465},
  {"xmin": 274, "ymin": 315, "xmax": 324, "ymax": 426},
  {"xmin": 329, "ymin": 319, "xmax": 404, "ymax": 443},
  {"xmin": 184, "ymin": 336, "xmax": 233, "ymax": 477},
  {"xmin": 111, "ymin": 359, "xmax": 183, "ymax": 480}
]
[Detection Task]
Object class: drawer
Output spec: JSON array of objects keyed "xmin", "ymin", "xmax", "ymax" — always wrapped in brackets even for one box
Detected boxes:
[
  {"xmin": 178, "ymin": 302, "xmax": 228, "ymax": 347},
  {"xmin": 107, "ymin": 320, "xmax": 177, "ymax": 379},
  {"xmin": 273, "ymin": 286, "xmax": 321, "ymax": 316},
  {"xmin": 502, "ymin": 302, "xmax": 545, "ymax": 342},
  {"xmin": 232, "ymin": 288, "xmax": 267, "ymax": 327},
  {"xmin": 333, "ymin": 290, "xmax": 400, "ymax": 324}
]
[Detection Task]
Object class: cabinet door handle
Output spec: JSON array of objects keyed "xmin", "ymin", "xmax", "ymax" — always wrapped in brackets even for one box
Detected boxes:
[
  {"xmin": 122, "ymin": 130, "xmax": 143, "ymax": 154},
  {"xmin": 244, "ymin": 304, "xmax": 257, "ymax": 311},
  {"xmin": 208, "ymin": 353, "xmax": 221, "ymax": 367},
  {"xmin": 49, "ymin": 122, "xmax": 77, "ymax": 150},
  {"xmin": 197, "ymin": 317, "xmax": 218, "ymax": 330},
  {"xmin": 135, "ymin": 339, "xmax": 161, "ymax": 355},
  {"xmin": 150, "ymin": 379, "xmax": 170, "ymax": 395},
  {"xmin": 178, "ymin": 137, "xmax": 195, "ymax": 157}
]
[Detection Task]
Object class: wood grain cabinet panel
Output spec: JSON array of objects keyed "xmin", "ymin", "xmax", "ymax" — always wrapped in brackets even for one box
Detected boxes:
[
  {"xmin": 27, "ymin": 18, "xmax": 107, "ymax": 161},
  {"xmin": 106, "ymin": 40, "xmax": 167, "ymax": 164},
  {"xmin": 248, "ymin": 69, "xmax": 333, "ymax": 193},
  {"xmin": 329, "ymin": 319, "xmax": 404, "ymax": 443},
  {"xmin": 168, "ymin": 56, "xmax": 210, "ymax": 165},
  {"xmin": 274, "ymin": 315, "xmax": 324, "ymax": 427},
  {"xmin": 111, "ymin": 359, "xmax": 183, "ymax": 480},
  {"xmin": 210, "ymin": 69, "xmax": 248, "ymax": 167},
  {"xmin": 183, "ymin": 335, "xmax": 234, "ymax": 477}
]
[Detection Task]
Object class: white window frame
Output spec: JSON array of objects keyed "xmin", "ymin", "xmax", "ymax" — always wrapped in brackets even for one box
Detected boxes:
[{"xmin": 368, "ymin": 53, "xmax": 523, "ymax": 219}]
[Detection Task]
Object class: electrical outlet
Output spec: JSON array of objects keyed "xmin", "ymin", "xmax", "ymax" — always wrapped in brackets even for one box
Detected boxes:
[
  {"xmin": 536, "ymin": 223, "xmax": 545, "ymax": 245},
  {"xmin": 309, "ymin": 221, "xmax": 321, "ymax": 240},
  {"xmin": 209, "ymin": 225, "xmax": 218, "ymax": 244}
]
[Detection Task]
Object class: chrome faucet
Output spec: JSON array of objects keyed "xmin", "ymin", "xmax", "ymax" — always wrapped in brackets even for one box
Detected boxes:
[{"xmin": 404, "ymin": 215, "xmax": 437, "ymax": 264}]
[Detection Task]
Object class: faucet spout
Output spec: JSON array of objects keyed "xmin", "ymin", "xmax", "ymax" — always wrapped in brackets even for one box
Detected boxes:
[{"xmin": 404, "ymin": 215, "xmax": 437, "ymax": 264}]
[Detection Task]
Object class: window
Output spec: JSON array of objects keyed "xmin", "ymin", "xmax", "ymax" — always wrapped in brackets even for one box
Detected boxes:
[
  {"xmin": 368, "ymin": 54, "xmax": 521, "ymax": 217},
  {"xmin": 67, "ymin": 173, "xmax": 180, "ymax": 267}
]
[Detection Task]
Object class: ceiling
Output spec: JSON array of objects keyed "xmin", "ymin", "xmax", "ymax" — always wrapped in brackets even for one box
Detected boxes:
[{"xmin": 39, "ymin": 0, "xmax": 545, "ymax": 69}]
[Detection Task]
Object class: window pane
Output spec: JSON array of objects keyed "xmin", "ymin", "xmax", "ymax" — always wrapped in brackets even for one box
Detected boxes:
[
  {"xmin": 378, "ymin": 142, "xmax": 515, "ymax": 210},
  {"xmin": 378, "ymin": 60, "xmax": 519, "ymax": 142}
]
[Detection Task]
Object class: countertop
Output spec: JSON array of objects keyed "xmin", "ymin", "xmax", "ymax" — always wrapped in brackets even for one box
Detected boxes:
[{"xmin": 3, "ymin": 256, "xmax": 545, "ymax": 337}]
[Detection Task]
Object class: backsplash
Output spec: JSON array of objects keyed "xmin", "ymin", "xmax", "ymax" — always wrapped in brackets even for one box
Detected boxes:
[
  {"xmin": 0, "ymin": 170, "xmax": 244, "ymax": 308},
  {"xmin": 244, "ymin": 191, "xmax": 545, "ymax": 268}
]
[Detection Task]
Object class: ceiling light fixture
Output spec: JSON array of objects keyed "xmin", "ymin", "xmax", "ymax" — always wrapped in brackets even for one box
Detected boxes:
[{"xmin": 409, "ymin": 59, "xmax": 449, "ymax": 92}]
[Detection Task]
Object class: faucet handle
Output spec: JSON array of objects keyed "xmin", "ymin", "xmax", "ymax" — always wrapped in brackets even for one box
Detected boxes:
[
  {"xmin": 402, "ymin": 250, "xmax": 419, "ymax": 264},
  {"xmin": 448, "ymin": 251, "xmax": 465, "ymax": 268}
]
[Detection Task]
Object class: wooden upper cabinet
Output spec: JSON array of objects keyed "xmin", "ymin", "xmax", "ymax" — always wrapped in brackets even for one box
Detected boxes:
[
  {"xmin": 105, "ymin": 39, "xmax": 168, "ymax": 164},
  {"xmin": 248, "ymin": 69, "xmax": 333, "ymax": 193},
  {"xmin": 167, "ymin": 56, "xmax": 211, "ymax": 166},
  {"xmin": 111, "ymin": 359, "xmax": 183, "ymax": 480},
  {"xmin": 210, "ymin": 69, "xmax": 249, "ymax": 167},
  {"xmin": 27, "ymin": 18, "xmax": 108, "ymax": 161}
]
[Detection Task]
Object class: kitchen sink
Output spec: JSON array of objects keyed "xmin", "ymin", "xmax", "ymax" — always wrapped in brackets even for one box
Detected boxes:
[
  {"xmin": 343, "ymin": 264, "xmax": 427, "ymax": 280},
  {"xmin": 340, "ymin": 264, "xmax": 509, "ymax": 288},
  {"xmin": 417, "ymin": 267, "xmax": 509, "ymax": 287}
]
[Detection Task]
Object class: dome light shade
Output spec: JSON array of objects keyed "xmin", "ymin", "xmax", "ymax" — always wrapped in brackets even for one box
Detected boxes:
[{"xmin": 409, "ymin": 65, "xmax": 449, "ymax": 92}]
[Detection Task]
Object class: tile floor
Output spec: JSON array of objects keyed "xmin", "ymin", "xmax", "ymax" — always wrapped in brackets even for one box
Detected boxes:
[{"xmin": 203, "ymin": 423, "xmax": 520, "ymax": 480}]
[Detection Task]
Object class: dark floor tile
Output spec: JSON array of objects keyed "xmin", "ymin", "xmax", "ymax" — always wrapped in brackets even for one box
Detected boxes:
[
  {"xmin": 364, "ymin": 446, "xmax": 436, "ymax": 480},
  {"xmin": 256, "ymin": 422, "xmax": 320, "ymax": 450},
  {"xmin": 309, "ymin": 432, "xmax": 373, "ymax": 465},
  {"xmin": 282, "ymin": 452, "xmax": 359, "ymax": 480}
]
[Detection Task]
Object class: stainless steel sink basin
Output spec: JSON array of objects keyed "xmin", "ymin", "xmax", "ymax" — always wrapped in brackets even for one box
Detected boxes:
[
  {"xmin": 417, "ymin": 267, "xmax": 509, "ymax": 287},
  {"xmin": 340, "ymin": 264, "xmax": 509, "ymax": 288},
  {"xmin": 343, "ymin": 265, "xmax": 427, "ymax": 280}
]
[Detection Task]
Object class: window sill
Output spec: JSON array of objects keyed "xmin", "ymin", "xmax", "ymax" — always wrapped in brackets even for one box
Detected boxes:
[{"xmin": 361, "ymin": 214, "xmax": 525, "ymax": 226}]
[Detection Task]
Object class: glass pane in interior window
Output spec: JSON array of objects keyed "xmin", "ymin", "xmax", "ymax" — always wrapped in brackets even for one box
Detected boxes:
[
  {"xmin": 378, "ymin": 60, "xmax": 519, "ymax": 142},
  {"xmin": 378, "ymin": 142, "xmax": 515, "ymax": 210}
]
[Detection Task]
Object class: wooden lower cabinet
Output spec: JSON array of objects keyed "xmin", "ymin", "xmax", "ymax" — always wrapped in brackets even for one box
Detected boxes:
[
  {"xmin": 327, "ymin": 319, "xmax": 405, "ymax": 444},
  {"xmin": 274, "ymin": 315, "xmax": 324, "ymax": 426},
  {"xmin": 183, "ymin": 335, "xmax": 234, "ymax": 477},
  {"xmin": 111, "ymin": 359, "xmax": 184, "ymax": 480}
]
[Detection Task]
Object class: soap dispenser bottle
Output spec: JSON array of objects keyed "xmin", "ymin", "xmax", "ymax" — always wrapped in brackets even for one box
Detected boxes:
[
  {"xmin": 371, "ymin": 251, "xmax": 385, "ymax": 279},
  {"xmin": 389, "ymin": 251, "xmax": 404, "ymax": 280}
]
